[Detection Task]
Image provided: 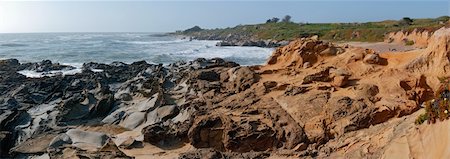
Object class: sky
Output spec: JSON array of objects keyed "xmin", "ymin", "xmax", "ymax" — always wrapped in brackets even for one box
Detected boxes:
[{"xmin": 0, "ymin": 0, "xmax": 448, "ymax": 33}]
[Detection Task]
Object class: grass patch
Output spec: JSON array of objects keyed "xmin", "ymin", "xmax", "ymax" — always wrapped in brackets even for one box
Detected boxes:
[
  {"xmin": 178, "ymin": 17, "xmax": 448, "ymax": 42},
  {"xmin": 405, "ymin": 40, "xmax": 415, "ymax": 46},
  {"xmin": 415, "ymin": 113, "xmax": 428, "ymax": 125}
]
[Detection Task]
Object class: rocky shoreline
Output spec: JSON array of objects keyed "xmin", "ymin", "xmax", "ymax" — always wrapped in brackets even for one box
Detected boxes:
[
  {"xmin": 2, "ymin": 26, "xmax": 450, "ymax": 158},
  {"xmin": 180, "ymin": 31, "xmax": 289, "ymax": 48}
]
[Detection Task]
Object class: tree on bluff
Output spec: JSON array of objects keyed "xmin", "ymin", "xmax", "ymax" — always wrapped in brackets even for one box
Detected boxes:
[
  {"xmin": 399, "ymin": 17, "xmax": 413, "ymax": 26},
  {"xmin": 266, "ymin": 17, "xmax": 280, "ymax": 23},
  {"xmin": 282, "ymin": 15, "xmax": 292, "ymax": 23}
]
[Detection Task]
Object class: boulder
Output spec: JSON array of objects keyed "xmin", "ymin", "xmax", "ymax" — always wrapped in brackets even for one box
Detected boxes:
[
  {"xmin": 363, "ymin": 53, "xmax": 387, "ymax": 65},
  {"xmin": 120, "ymin": 112, "xmax": 146, "ymax": 129},
  {"xmin": 65, "ymin": 129, "xmax": 109, "ymax": 151},
  {"xmin": 112, "ymin": 131, "xmax": 143, "ymax": 149},
  {"xmin": 332, "ymin": 75, "xmax": 349, "ymax": 87}
]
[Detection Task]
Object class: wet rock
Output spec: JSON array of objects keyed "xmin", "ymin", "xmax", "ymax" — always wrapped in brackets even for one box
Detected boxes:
[
  {"xmin": 186, "ymin": 58, "xmax": 239, "ymax": 70},
  {"xmin": 23, "ymin": 60, "xmax": 76, "ymax": 72},
  {"xmin": 0, "ymin": 59, "xmax": 19, "ymax": 68}
]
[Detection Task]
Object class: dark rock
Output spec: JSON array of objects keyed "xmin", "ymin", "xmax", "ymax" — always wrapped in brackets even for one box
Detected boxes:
[
  {"xmin": 142, "ymin": 120, "xmax": 192, "ymax": 146},
  {"xmin": 23, "ymin": 60, "xmax": 76, "ymax": 72},
  {"xmin": 179, "ymin": 148, "xmax": 271, "ymax": 159},
  {"xmin": 188, "ymin": 115, "xmax": 227, "ymax": 151},
  {"xmin": 263, "ymin": 81, "xmax": 277, "ymax": 92},
  {"xmin": 197, "ymin": 70, "xmax": 220, "ymax": 82},
  {"xmin": 0, "ymin": 59, "xmax": 19, "ymax": 68},
  {"xmin": 0, "ymin": 131, "xmax": 13, "ymax": 157},
  {"xmin": 285, "ymin": 85, "xmax": 310, "ymax": 96}
]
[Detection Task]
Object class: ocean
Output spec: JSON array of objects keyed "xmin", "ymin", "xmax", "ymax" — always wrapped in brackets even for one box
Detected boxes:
[{"xmin": 0, "ymin": 32, "xmax": 273, "ymax": 67}]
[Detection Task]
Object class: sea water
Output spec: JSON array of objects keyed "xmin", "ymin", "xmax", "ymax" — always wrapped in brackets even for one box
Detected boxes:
[{"xmin": 0, "ymin": 33, "xmax": 273, "ymax": 77}]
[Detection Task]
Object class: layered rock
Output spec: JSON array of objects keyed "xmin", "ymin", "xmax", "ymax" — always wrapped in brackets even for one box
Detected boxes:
[{"xmin": 384, "ymin": 28, "xmax": 435, "ymax": 48}]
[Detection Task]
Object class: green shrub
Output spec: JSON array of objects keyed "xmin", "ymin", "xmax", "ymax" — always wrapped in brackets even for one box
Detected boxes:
[
  {"xmin": 415, "ymin": 113, "xmax": 428, "ymax": 125},
  {"xmin": 405, "ymin": 40, "xmax": 415, "ymax": 46}
]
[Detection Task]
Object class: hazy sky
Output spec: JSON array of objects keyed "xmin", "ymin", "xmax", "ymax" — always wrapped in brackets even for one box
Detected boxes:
[{"xmin": 0, "ymin": 0, "xmax": 448, "ymax": 33}]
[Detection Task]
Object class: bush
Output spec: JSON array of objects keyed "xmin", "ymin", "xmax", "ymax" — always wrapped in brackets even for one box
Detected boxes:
[
  {"xmin": 282, "ymin": 15, "xmax": 292, "ymax": 23},
  {"xmin": 405, "ymin": 40, "xmax": 415, "ymax": 46},
  {"xmin": 437, "ymin": 16, "xmax": 450, "ymax": 22},
  {"xmin": 266, "ymin": 17, "xmax": 280, "ymax": 23},
  {"xmin": 415, "ymin": 113, "xmax": 428, "ymax": 125}
]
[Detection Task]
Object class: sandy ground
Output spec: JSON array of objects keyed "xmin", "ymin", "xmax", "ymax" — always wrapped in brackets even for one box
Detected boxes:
[{"xmin": 341, "ymin": 42, "xmax": 418, "ymax": 53}]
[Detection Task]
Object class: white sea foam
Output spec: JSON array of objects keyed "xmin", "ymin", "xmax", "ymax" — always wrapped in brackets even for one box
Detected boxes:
[
  {"xmin": 120, "ymin": 39, "xmax": 188, "ymax": 45},
  {"xmin": 18, "ymin": 68, "xmax": 82, "ymax": 78},
  {"xmin": 17, "ymin": 63, "xmax": 101, "ymax": 78}
]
